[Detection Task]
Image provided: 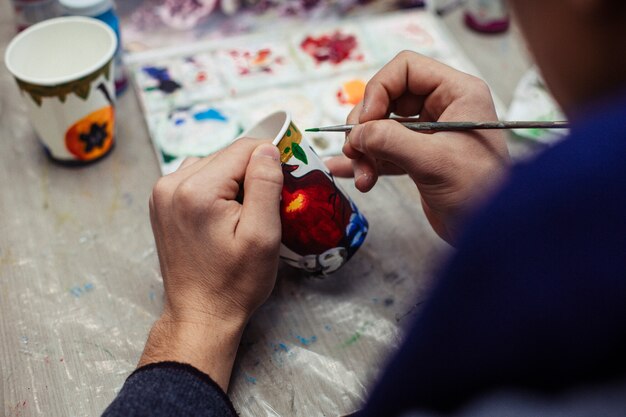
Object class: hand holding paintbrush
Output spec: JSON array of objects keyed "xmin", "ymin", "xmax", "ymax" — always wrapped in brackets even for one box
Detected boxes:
[{"xmin": 323, "ymin": 52, "xmax": 513, "ymax": 244}]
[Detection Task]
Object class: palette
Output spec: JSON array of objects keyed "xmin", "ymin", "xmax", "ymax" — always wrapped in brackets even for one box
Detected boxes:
[
  {"xmin": 292, "ymin": 25, "xmax": 374, "ymax": 76},
  {"xmin": 134, "ymin": 53, "xmax": 225, "ymax": 112},
  {"xmin": 128, "ymin": 10, "xmax": 486, "ymax": 174},
  {"xmin": 366, "ymin": 12, "xmax": 452, "ymax": 61},
  {"xmin": 214, "ymin": 40, "xmax": 302, "ymax": 94}
]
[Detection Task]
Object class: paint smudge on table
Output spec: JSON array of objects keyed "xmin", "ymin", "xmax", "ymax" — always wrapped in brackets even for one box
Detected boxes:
[
  {"xmin": 270, "ymin": 341, "xmax": 294, "ymax": 366},
  {"xmin": 244, "ymin": 373, "xmax": 257, "ymax": 384},
  {"xmin": 342, "ymin": 321, "xmax": 372, "ymax": 348},
  {"xmin": 8, "ymin": 400, "xmax": 27, "ymax": 417},
  {"xmin": 295, "ymin": 334, "xmax": 317, "ymax": 346},
  {"xmin": 69, "ymin": 282, "xmax": 94, "ymax": 298}
]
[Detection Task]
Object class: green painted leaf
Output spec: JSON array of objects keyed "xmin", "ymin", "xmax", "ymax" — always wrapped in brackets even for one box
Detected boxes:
[
  {"xmin": 291, "ymin": 142, "xmax": 308, "ymax": 164},
  {"xmin": 161, "ymin": 151, "xmax": 177, "ymax": 163},
  {"xmin": 286, "ymin": 128, "xmax": 292, "ymax": 137},
  {"xmin": 284, "ymin": 146, "xmax": 290, "ymax": 153}
]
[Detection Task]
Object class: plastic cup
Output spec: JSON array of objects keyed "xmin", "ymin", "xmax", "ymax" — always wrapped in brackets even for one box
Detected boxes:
[{"xmin": 5, "ymin": 16, "xmax": 118, "ymax": 164}]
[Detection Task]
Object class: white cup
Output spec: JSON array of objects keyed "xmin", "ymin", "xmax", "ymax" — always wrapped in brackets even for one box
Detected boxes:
[
  {"xmin": 5, "ymin": 16, "xmax": 118, "ymax": 164},
  {"xmin": 241, "ymin": 111, "xmax": 369, "ymax": 276}
]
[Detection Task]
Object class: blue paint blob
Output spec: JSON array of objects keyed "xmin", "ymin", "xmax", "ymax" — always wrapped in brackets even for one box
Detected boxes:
[
  {"xmin": 174, "ymin": 118, "xmax": 185, "ymax": 126},
  {"xmin": 278, "ymin": 342, "xmax": 289, "ymax": 352},
  {"xmin": 193, "ymin": 108, "xmax": 227, "ymax": 122},
  {"xmin": 296, "ymin": 335, "xmax": 317, "ymax": 346},
  {"xmin": 70, "ymin": 283, "xmax": 94, "ymax": 298},
  {"xmin": 245, "ymin": 374, "xmax": 257, "ymax": 384}
]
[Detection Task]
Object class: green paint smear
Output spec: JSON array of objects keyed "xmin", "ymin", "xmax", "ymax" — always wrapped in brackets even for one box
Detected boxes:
[
  {"xmin": 342, "ymin": 331, "xmax": 362, "ymax": 347},
  {"xmin": 341, "ymin": 321, "xmax": 373, "ymax": 348}
]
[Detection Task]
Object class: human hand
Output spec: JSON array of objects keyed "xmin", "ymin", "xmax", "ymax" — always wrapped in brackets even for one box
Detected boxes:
[
  {"xmin": 325, "ymin": 52, "xmax": 510, "ymax": 244},
  {"xmin": 139, "ymin": 139, "xmax": 283, "ymax": 390}
]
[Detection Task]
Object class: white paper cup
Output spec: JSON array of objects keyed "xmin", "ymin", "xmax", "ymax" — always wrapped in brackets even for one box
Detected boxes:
[
  {"xmin": 241, "ymin": 111, "xmax": 369, "ymax": 276},
  {"xmin": 5, "ymin": 17, "xmax": 118, "ymax": 164}
]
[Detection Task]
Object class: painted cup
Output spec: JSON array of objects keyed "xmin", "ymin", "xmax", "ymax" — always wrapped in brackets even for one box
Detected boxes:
[
  {"xmin": 240, "ymin": 111, "xmax": 369, "ymax": 276},
  {"xmin": 4, "ymin": 17, "xmax": 117, "ymax": 164}
]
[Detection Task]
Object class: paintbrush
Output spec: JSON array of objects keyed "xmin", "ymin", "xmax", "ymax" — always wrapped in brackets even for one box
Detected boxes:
[{"xmin": 305, "ymin": 120, "xmax": 570, "ymax": 133}]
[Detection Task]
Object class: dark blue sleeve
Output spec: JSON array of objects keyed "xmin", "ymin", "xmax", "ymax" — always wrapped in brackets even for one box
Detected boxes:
[
  {"xmin": 102, "ymin": 362, "xmax": 238, "ymax": 417},
  {"xmin": 358, "ymin": 97, "xmax": 626, "ymax": 416}
]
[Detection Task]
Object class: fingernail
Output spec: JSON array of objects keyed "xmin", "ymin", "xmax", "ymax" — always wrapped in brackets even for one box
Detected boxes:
[
  {"xmin": 254, "ymin": 144, "xmax": 280, "ymax": 161},
  {"xmin": 355, "ymin": 170, "xmax": 370, "ymax": 191},
  {"xmin": 348, "ymin": 125, "xmax": 363, "ymax": 151},
  {"xmin": 356, "ymin": 169, "xmax": 368, "ymax": 181}
]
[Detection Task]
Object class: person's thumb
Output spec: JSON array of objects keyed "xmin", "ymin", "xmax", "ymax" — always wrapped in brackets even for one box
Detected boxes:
[
  {"xmin": 238, "ymin": 144, "xmax": 284, "ymax": 247},
  {"xmin": 347, "ymin": 119, "xmax": 432, "ymax": 177}
]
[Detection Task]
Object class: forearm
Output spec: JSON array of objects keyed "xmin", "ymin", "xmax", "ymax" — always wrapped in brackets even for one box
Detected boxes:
[{"xmin": 138, "ymin": 314, "xmax": 246, "ymax": 391}]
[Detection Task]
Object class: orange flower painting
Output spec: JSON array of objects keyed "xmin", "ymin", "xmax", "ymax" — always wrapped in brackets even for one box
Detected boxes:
[{"xmin": 65, "ymin": 106, "xmax": 115, "ymax": 161}]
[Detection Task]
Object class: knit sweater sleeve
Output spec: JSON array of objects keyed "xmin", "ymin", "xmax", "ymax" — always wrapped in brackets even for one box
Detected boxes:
[{"xmin": 102, "ymin": 362, "xmax": 238, "ymax": 417}]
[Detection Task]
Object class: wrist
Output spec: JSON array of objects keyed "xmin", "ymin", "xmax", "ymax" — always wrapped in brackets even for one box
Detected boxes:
[{"xmin": 138, "ymin": 313, "xmax": 246, "ymax": 391}]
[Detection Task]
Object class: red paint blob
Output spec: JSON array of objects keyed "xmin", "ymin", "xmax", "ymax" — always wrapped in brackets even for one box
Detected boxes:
[{"xmin": 300, "ymin": 31, "xmax": 359, "ymax": 65}]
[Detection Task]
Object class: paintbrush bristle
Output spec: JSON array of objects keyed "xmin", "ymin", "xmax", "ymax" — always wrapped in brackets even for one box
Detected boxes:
[{"xmin": 305, "ymin": 128, "xmax": 320, "ymax": 132}]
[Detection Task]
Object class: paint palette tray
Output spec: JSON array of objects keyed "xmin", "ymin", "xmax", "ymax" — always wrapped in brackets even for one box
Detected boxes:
[{"xmin": 128, "ymin": 9, "xmax": 485, "ymax": 175}]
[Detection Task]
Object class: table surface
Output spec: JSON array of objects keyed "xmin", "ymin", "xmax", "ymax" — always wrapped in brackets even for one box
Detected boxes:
[{"xmin": 0, "ymin": 3, "xmax": 535, "ymax": 416}]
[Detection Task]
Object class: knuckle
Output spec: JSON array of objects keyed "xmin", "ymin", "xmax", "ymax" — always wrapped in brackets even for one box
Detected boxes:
[
  {"xmin": 396, "ymin": 49, "xmax": 417, "ymax": 61},
  {"xmin": 151, "ymin": 177, "xmax": 173, "ymax": 205},
  {"xmin": 233, "ymin": 137, "xmax": 261, "ymax": 149},
  {"xmin": 346, "ymin": 102, "xmax": 361, "ymax": 124},
  {"xmin": 249, "ymin": 165, "xmax": 283, "ymax": 188},
  {"xmin": 172, "ymin": 180, "xmax": 208, "ymax": 215},
  {"xmin": 362, "ymin": 121, "xmax": 390, "ymax": 152},
  {"xmin": 466, "ymin": 76, "xmax": 491, "ymax": 97},
  {"xmin": 245, "ymin": 230, "xmax": 280, "ymax": 255}
]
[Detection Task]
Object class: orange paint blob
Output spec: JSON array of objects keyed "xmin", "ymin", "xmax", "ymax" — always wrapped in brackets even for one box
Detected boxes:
[
  {"xmin": 65, "ymin": 106, "xmax": 115, "ymax": 161},
  {"xmin": 337, "ymin": 79, "xmax": 366, "ymax": 105}
]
